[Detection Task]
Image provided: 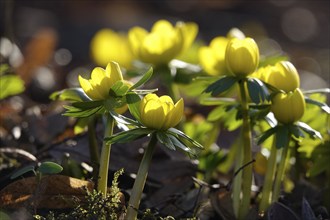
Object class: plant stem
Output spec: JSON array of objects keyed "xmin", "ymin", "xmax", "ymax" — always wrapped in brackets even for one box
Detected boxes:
[
  {"xmin": 232, "ymin": 134, "xmax": 243, "ymax": 218},
  {"xmin": 272, "ymin": 143, "xmax": 289, "ymax": 202},
  {"xmin": 238, "ymin": 79, "xmax": 253, "ymax": 219},
  {"xmin": 88, "ymin": 116, "xmax": 100, "ymax": 180},
  {"xmin": 126, "ymin": 133, "xmax": 158, "ymax": 220},
  {"xmin": 97, "ymin": 113, "xmax": 114, "ymax": 197},
  {"xmin": 259, "ymin": 138, "xmax": 277, "ymax": 212}
]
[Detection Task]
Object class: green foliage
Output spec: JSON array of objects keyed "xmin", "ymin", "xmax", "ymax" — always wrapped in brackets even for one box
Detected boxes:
[
  {"xmin": 204, "ymin": 75, "xmax": 237, "ymax": 96},
  {"xmin": 246, "ymin": 78, "xmax": 270, "ymax": 104},
  {"xmin": 0, "ymin": 74, "xmax": 25, "ymax": 100},
  {"xmin": 129, "ymin": 67, "xmax": 153, "ymax": 90},
  {"xmin": 50, "ymin": 88, "xmax": 90, "ymax": 102},
  {"xmin": 11, "ymin": 161, "xmax": 63, "ymax": 179},
  {"xmin": 308, "ymin": 141, "xmax": 330, "ymax": 177},
  {"xmin": 38, "ymin": 162, "xmax": 63, "ymax": 175},
  {"xmin": 10, "ymin": 165, "xmax": 36, "ymax": 179}
]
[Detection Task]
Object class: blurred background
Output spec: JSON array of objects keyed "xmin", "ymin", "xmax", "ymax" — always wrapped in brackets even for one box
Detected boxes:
[{"xmin": 1, "ymin": 0, "xmax": 329, "ymax": 102}]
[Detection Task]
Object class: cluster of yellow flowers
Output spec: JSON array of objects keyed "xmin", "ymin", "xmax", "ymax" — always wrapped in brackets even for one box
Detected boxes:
[
  {"xmin": 91, "ymin": 20, "xmax": 198, "ymax": 68},
  {"xmin": 82, "ymin": 19, "xmax": 307, "ymax": 129}
]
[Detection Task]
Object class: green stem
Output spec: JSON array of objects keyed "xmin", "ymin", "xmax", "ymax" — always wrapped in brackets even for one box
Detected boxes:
[
  {"xmin": 126, "ymin": 133, "xmax": 158, "ymax": 220},
  {"xmin": 272, "ymin": 142, "xmax": 289, "ymax": 202},
  {"xmin": 97, "ymin": 113, "xmax": 114, "ymax": 197},
  {"xmin": 232, "ymin": 134, "xmax": 243, "ymax": 217},
  {"xmin": 259, "ymin": 138, "xmax": 277, "ymax": 213},
  {"xmin": 238, "ymin": 79, "xmax": 253, "ymax": 220},
  {"xmin": 88, "ymin": 117, "xmax": 100, "ymax": 180}
]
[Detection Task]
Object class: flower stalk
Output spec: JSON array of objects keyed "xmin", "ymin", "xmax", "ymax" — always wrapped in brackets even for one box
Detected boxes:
[
  {"xmin": 272, "ymin": 141, "xmax": 289, "ymax": 202},
  {"xmin": 259, "ymin": 138, "xmax": 277, "ymax": 212},
  {"xmin": 98, "ymin": 113, "xmax": 115, "ymax": 197},
  {"xmin": 238, "ymin": 79, "xmax": 253, "ymax": 219},
  {"xmin": 126, "ymin": 133, "xmax": 158, "ymax": 220},
  {"xmin": 232, "ymin": 135, "xmax": 243, "ymax": 217}
]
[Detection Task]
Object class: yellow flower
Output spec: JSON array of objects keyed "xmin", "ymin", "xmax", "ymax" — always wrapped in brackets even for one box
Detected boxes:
[
  {"xmin": 225, "ymin": 37, "xmax": 259, "ymax": 76},
  {"xmin": 265, "ymin": 61, "xmax": 300, "ymax": 92},
  {"xmin": 78, "ymin": 62, "xmax": 130, "ymax": 114},
  {"xmin": 140, "ymin": 94, "xmax": 184, "ymax": 130},
  {"xmin": 198, "ymin": 37, "xmax": 229, "ymax": 75},
  {"xmin": 90, "ymin": 29, "xmax": 134, "ymax": 69},
  {"xmin": 128, "ymin": 20, "xmax": 198, "ymax": 65},
  {"xmin": 271, "ymin": 88, "xmax": 305, "ymax": 124}
]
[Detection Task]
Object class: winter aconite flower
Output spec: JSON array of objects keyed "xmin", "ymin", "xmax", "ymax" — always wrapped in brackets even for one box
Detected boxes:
[
  {"xmin": 225, "ymin": 37, "xmax": 259, "ymax": 76},
  {"xmin": 198, "ymin": 28, "xmax": 245, "ymax": 76},
  {"xmin": 265, "ymin": 61, "xmax": 300, "ymax": 92},
  {"xmin": 128, "ymin": 20, "xmax": 198, "ymax": 65},
  {"xmin": 198, "ymin": 37, "xmax": 229, "ymax": 75},
  {"xmin": 271, "ymin": 88, "xmax": 305, "ymax": 124},
  {"xmin": 139, "ymin": 94, "xmax": 184, "ymax": 130},
  {"xmin": 90, "ymin": 29, "xmax": 134, "ymax": 69},
  {"xmin": 78, "ymin": 62, "xmax": 130, "ymax": 114}
]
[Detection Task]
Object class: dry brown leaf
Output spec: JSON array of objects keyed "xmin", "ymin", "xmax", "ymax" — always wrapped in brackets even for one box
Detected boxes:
[{"xmin": 0, "ymin": 175, "xmax": 94, "ymax": 209}]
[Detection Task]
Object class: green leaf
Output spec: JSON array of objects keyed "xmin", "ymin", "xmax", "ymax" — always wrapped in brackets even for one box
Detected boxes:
[
  {"xmin": 200, "ymin": 97, "xmax": 236, "ymax": 106},
  {"xmin": 126, "ymin": 92, "xmax": 142, "ymax": 121},
  {"xmin": 168, "ymin": 128, "xmax": 204, "ymax": 149},
  {"xmin": 156, "ymin": 131, "xmax": 176, "ymax": 150},
  {"xmin": 305, "ymin": 97, "xmax": 330, "ymax": 114},
  {"xmin": 308, "ymin": 156, "xmax": 329, "ymax": 177},
  {"xmin": 0, "ymin": 64, "xmax": 11, "ymax": 75},
  {"xmin": 63, "ymin": 105, "xmax": 104, "ymax": 118},
  {"xmin": 0, "ymin": 75, "xmax": 25, "ymax": 100},
  {"xmin": 257, "ymin": 126, "xmax": 278, "ymax": 145},
  {"xmin": 207, "ymin": 106, "xmax": 225, "ymax": 122},
  {"xmin": 133, "ymin": 89, "xmax": 158, "ymax": 95},
  {"xmin": 72, "ymin": 100, "xmax": 104, "ymax": 109},
  {"xmin": 289, "ymin": 124, "xmax": 305, "ymax": 139},
  {"xmin": 204, "ymin": 76, "xmax": 237, "ymax": 96},
  {"xmin": 10, "ymin": 165, "xmax": 36, "ymax": 179},
  {"xmin": 105, "ymin": 128, "xmax": 153, "ymax": 144},
  {"xmin": 296, "ymin": 121, "xmax": 322, "ymax": 140},
  {"xmin": 38, "ymin": 162, "xmax": 63, "ymax": 175},
  {"xmin": 110, "ymin": 81, "xmax": 130, "ymax": 97},
  {"xmin": 49, "ymin": 88, "xmax": 90, "ymax": 102},
  {"xmin": 275, "ymin": 125, "xmax": 290, "ymax": 149},
  {"xmin": 129, "ymin": 67, "xmax": 153, "ymax": 91},
  {"xmin": 247, "ymin": 78, "xmax": 270, "ymax": 104},
  {"xmin": 168, "ymin": 135, "xmax": 193, "ymax": 155},
  {"xmin": 303, "ymin": 88, "xmax": 330, "ymax": 94},
  {"xmin": 109, "ymin": 110, "xmax": 140, "ymax": 126}
]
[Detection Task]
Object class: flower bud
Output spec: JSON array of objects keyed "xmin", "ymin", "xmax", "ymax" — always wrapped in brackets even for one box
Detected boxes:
[
  {"xmin": 265, "ymin": 61, "xmax": 300, "ymax": 92},
  {"xmin": 140, "ymin": 94, "xmax": 184, "ymax": 130},
  {"xmin": 225, "ymin": 38, "xmax": 259, "ymax": 76},
  {"xmin": 271, "ymin": 88, "xmax": 305, "ymax": 124}
]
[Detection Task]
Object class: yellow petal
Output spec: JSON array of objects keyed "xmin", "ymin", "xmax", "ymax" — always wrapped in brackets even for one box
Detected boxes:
[
  {"xmin": 90, "ymin": 29, "xmax": 134, "ymax": 69},
  {"xmin": 115, "ymin": 104, "xmax": 128, "ymax": 115},
  {"xmin": 177, "ymin": 22, "xmax": 198, "ymax": 52},
  {"xmin": 107, "ymin": 61, "xmax": 124, "ymax": 85},
  {"xmin": 128, "ymin": 27, "xmax": 148, "ymax": 57},
  {"xmin": 141, "ymin": 99, "xmax": 166, "ymax": 130},
  {"xmin": 89, "ymin": 67, "xmax": 109, "ymax": 99},
  {"xmin": 78, "ymin": 75, "xmax": 103, "ymax": 100},
  {"xmin": 151, "ymin": 20, "xmax": 174, "ymax": 33},
  {"xmin": 159, "ymin": 95, "xmax": 174, "ymax": 104},
  {"xmin": 168, "ymin": 98, "xmax": 184, "ymax": 128}
]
